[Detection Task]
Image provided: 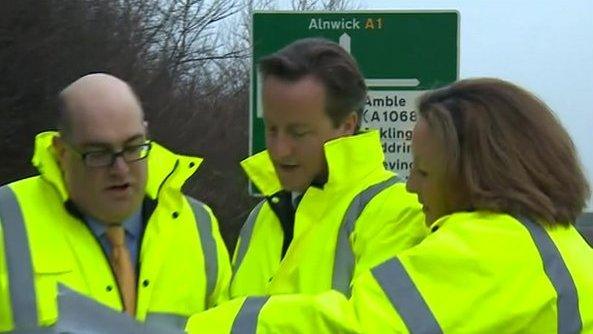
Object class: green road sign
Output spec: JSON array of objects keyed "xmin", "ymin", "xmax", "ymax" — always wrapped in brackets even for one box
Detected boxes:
[{"xmin": 251, "ymin": 11, "xmax": 459, "ymax": 181}]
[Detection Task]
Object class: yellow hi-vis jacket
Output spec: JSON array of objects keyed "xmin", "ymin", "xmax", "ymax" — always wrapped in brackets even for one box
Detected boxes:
[
  {"xmin": 352, "ymin": 211, "xmax": 593, "ymax": 333},
  {"xmin": 0, "ymin": 132, "xmax": 231, "ymax": 332},
  {"xmin": 185, "ymin": 130, "xmax": 427, "ymax": 333},
  {"xmin": 188, "ymin": 211, "xmax": 593, "ymax": 334}
]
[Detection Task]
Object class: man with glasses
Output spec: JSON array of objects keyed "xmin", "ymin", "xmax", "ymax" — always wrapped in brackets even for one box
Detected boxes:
[{"xmin": 0, "ymin": 73, "xmax": 231, "ymax": 332}]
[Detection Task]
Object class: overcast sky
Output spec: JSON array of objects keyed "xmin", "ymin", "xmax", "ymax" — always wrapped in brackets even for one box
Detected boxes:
[{"xmin": 275, "ymin": 0, "xmax": 593, "ymax": 210}]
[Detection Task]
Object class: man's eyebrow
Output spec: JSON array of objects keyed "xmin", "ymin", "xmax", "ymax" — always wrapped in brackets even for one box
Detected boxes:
[
  {"xmin": 123, "ymin": 134, "xmax": 146, "ymax": 143},
  {"xmin": 79, "ymin": 134, "xmax": 146, "ymax": 149},
  {"xmin": 287, "ymin": 123, "xmax": 310, "ymax": 130}
]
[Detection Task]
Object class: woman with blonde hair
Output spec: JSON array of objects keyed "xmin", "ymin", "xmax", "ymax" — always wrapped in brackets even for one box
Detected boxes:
[{"xmin": 353, "ymin": 78, "xmax": 593, "ymax": 333}]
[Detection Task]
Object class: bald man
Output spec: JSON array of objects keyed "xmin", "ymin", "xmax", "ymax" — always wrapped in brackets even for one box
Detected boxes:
[{"xmin": 0, "ymin": 73, "xmax": 231, "ymax": 332}]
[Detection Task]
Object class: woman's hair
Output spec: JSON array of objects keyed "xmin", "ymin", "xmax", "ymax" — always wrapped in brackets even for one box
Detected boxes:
[{"xmin": 418, "ymin": 78, "xmax": 590, "ymax": 224}]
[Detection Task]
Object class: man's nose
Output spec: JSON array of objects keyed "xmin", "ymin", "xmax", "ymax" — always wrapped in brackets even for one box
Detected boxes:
[
  {"xmin": 406, "ymin": 173, "xmax": 418, "ymax": 194},
  {"xmin": 269, "ymin": 133, "xmax": 293, "ymax": 159},
  {"xmin": 110, "ymin": 155, "xmax": 130, "ymax": 174}
]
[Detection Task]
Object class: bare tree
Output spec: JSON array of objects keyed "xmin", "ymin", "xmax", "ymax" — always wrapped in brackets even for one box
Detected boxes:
[
  {"xmin": 0, "ymin": 0, "xmax": 362, "ymax": 250},
  {"xmin": 291, "ymin": 0, "xmax": 358, "ymax": 10}
]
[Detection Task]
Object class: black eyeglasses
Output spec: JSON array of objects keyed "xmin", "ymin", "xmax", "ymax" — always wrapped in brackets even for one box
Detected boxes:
[{"xmin": 68, "ymin": 141, "xmax": 152, "ymax": 168}]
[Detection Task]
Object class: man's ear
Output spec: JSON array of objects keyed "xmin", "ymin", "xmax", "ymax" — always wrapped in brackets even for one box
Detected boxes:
[
  {"xmin": 52, "ymin": 134, "xmax": 67, "ymax": 167},
  {"xmin": 143, "ymin": 120, "xmax": 149, "ymax": 137},
  {"xmin": 339, "ymin": 112, "xmax": 359, "ymax": 136}
]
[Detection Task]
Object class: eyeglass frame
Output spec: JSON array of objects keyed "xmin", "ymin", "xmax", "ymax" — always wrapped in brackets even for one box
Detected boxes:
[{"xmin": 64, "ymin": 140, "xmax": 153, "ymax": 168}]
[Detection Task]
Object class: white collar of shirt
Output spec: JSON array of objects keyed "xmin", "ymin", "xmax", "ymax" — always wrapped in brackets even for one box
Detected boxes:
[{"xmin": 291, "ymin": 191, "xmax": 303, "ymax": 209}]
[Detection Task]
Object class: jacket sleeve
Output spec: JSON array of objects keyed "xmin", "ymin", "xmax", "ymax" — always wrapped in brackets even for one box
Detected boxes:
[
  {"xmin": 184, "ymin": 267, "xmax": 413, "ymax": 334},
  {"xmin": 185, "ymin": 290, "xmax": 361, "ymax": 334},
  {"xmin": 351, "ymin": 183, "xmax": 427, "ymax": 279},
  {"xmin": 350, "ymin": 263, "xmax": 410, "ymax": 333}
]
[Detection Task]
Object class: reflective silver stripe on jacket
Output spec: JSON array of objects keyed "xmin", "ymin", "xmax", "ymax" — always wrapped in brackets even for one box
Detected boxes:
[
  {"xmin": 57, "ymin": 284, "xmax": 183, "ymax": 333},
  {"xmin": 144, "ymin": 312, "xmax": 188, "ymax": 332},
  {"xmin": 233, "ymin": 200, "xmax": 266, "ymax": 274},
  {"xmin": 0, "ymin": 185, "xmax": 45, "ymax": 331},
  {"xmin": 231, "ymin": 296, "xmax": 270, "ymax": 334},
  {"xmin": 333, "ymin": 175, "xmax": 401, "ymax": 296},
  {"xmin": 371, "ymin": 258, "xmax": 443, "ymax": 334},
  {"xmin": 8, "ymin": 328, "xmax": 54, "ymax": 333},
  {"xmin": 186, "ymin": 196, "xmax": 218, "ymax": 307},
  {"xmin": 518, "ymin": 216, "xmax": 582, "ymax": 333}
]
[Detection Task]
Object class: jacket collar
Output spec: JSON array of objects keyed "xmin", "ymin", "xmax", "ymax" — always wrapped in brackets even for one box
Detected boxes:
[
  {"xmin": 31, "ymin": 131, "xmax": 203, "ymax": 201},
  {"xmin": 241, "ymin": 130, "xmax": 386, "ymax": 196}
]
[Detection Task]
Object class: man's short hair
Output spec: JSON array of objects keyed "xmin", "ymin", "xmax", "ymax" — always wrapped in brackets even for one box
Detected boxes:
[{"xmin": 258, "ymin": 38, "xmax": 367, "ymax": 130}]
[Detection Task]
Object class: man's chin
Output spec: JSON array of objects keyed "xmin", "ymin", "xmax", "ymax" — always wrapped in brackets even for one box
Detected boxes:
[
  {"xmin": 279, "ymin": 180, "xmax": 308, "ymax": 193},
  {"xmin": 98, "ymin": 210, "xmax": 137, "ymax": 224},
  {"xmin": 97, "ymin": 200, "xmax": 142, "ymax": 223}
]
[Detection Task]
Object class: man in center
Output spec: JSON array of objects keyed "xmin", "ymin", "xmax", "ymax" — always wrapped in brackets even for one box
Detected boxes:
[{"xmin": 230, "ymin": 38, "xmax": 427, "ymax": 300}]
